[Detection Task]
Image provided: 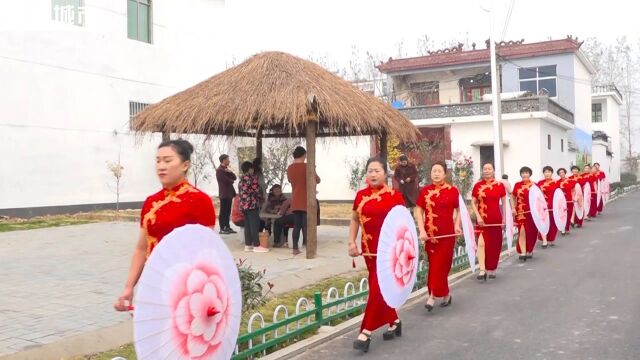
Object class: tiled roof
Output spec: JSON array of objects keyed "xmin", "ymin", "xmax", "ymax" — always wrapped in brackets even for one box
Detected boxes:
[{"xmin": 378, "ymin": 38, "xmax": 583, "ymax": 73}]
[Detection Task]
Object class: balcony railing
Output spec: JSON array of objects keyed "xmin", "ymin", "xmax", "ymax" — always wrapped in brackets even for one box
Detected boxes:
[
  {"xmin": 399, "ymin": 96, "xmax": 574, "ymax": 124},
  {"xmin": 592, "ymin": 84, "xmax": 623, "ymax": 100}
]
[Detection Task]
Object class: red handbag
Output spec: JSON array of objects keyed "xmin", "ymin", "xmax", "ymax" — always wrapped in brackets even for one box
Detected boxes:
[{"xmin": 231, "ymin": 195, "xmax": 245, "ymax": 227}]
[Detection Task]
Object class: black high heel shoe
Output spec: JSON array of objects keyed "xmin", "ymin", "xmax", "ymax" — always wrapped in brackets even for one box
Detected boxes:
[
  {"xmin": 488, "ymin": 274, "xmax": 497, "ymax": 279},
  {"xmin": 440, "ymin": 295, "xmax": 452, "ymax": 307},
  {"xmin": 425, "ymin": 300, "xmax": 435, "ymax": 312},
  {"xmin": 353, "ymin": 332, "xmax": 372, "ymax": 352},
  {"xmin": 518, "ymin": 255, "xmax": 526, "ymax": 261},
  {"xmin": 477, "ymin": 272, "xmax": 487, "ymax": 281},
  {"xmin": 383, "ymin": 321, "xmax": 402, "ymax": 340}
]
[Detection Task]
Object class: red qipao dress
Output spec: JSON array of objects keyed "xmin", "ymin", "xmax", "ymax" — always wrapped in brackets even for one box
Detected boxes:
[
  {"xmin": 416, "ymin": 182, "xmax": 459, "ymax": 298},
  {"xmin": 141, "ymin": 180, "xmax": 217, "ymax": 257},
  {"xmin": 587, "ymin": 174, "xmax": 599, "ymax": 218},
  {"xmin": 597, "ymin": 171, "xmax": 606, "ymax": 213},
  {"xmin": 513, "ymin": 180, "xmax": 537, "ymax": 254},
  {"xmin": 471, "ymin": 179, "xmax": 506, "ymax": 271},
  {"xmin": 537, "ymin": 179, "xmax": 559, "ymax": 243},
  {"xmin": 570, "ymin": 174, "xmax": 585, "ymax": 227},
  {"xmin": 556, "ymin": 177, "xmax": 576, "ymax": 233},
  {"xmin": 353, "ymin": 184, "xmax": 406, "ymax": 332}
]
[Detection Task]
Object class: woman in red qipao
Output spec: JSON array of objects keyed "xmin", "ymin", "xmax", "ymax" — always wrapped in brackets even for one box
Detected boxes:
[
  {"xmin": 512, "ymin": 166, "xmax": 537, "ymax": 261},
  {"xmin": 594, "ymin": 162, "xmax": 606, "ymax": 213},
  {"xmin": 349, "ymin": 157, "xmax": 406, "ymax": 352},
  {"xmin": 537, "ymin": 166, "xmax": 559, "ymax": 247},
  {"xmin": 114, "ymin": 139, "xmax": 216, "ymax": 312},
  {"xmin": 471, "ymin": 163, "xmax": 507, "ymax": 281},
  {"xmin": 569, "ymin": 166, "xmax": 584, "ymax": 228},
  {"xmin": 415, "ymin": 161, "xmax": 461, "ymax": 311},
  {"xmin": 584, "ymin": 164, "xmax": 598, "ymax": 220},
  {"xmin": 556, "ymin": 168, "xmax": 576, "ymax": 235}
]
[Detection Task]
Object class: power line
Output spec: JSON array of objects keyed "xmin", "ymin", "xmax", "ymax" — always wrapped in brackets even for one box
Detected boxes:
[{"xmin": 501, "ymin": 0, "xmax": 516, "ymax": 41}]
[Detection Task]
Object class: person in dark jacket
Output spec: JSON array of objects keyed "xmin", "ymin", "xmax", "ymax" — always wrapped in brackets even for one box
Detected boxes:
[{"xmin": 216, "ymin": 154, "xmax": 237, "ymax": 234}]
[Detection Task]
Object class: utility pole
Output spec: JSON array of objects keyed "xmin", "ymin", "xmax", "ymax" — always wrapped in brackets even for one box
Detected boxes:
[{"xmin": 487, "ymin": 0, "xmax": 505, "ymax": 176}]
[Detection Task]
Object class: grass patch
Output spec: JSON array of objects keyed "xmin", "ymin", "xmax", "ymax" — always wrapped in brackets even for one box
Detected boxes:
[
  {"xmin": 77, "ymin": 272, "xmax": 367, "ymax": 360},
  {"xmin": 319, "ymin": 202, "xmax": 352, "ymax": 219},
  {"xmin": 0, "ymin": 210, "xmax": 141, "ymax": 233}
]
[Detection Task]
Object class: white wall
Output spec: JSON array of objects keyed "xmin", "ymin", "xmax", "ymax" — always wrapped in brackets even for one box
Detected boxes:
[
  {"xmin": 539, "ymin": 120, "xmax": 573, "ymax": 179},
  {"xmin": 574, "ymin": 56, "xmax": 593, "ymax": 135},
  {"xmin": 0, "ymin": 0, "xmax": 228, "ymax": 210},
  {"xmin": 449, "ymin": 117, "xmax": 544, "ymax": 185},
  {"xmin": 592, "ymin": 95, "xmax": 622, "ymax": 182},
  {"xmin": 592, "ymin": 140, "xmax": 613, "ymax": 181}
]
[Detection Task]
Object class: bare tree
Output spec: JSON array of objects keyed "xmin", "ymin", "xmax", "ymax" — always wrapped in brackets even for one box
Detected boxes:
[
  {"xmin": 190, "ymin": 142, "xmax": 213, "ymax": 187},
  {"xmin": 106, "ymin": 153, "xmax": 124, "ymax": 211},
  {"xmin": 416, "ymin": 34, "xmax": 435, "ymax": 56},
  {"xmin": 262, "ymin": 139, "xmax": 299, "ymax": 191},
  {"xmin": 582, "ymin": 37, "xmax": 640, "ymax": 172}
]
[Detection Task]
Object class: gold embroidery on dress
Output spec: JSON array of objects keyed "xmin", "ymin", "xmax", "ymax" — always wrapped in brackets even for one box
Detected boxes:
[
  {"xmin": 516, "ymin": 182, "xmax": 532, "ymax": 221},
  {"xmin": 143, "ymin": 182, "xmax": 197, "ymax": 256},
  {"xmin": 423, "ymin": 183, "xmax": 451, "ymax": 237},
  {"xmin": 356, "ymin": 186, "xmax": 394, "ymax": 256},
  {"xmin": 476, "ymin": 180, "xmax": 496, "ymax": 220}
]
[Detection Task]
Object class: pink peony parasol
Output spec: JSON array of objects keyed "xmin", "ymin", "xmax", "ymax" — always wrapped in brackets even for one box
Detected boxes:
[
  {"xmin": 376, "ymin": 206, "xmax": 419, "ymax": 309},
  {"xmin": 573, "ymin": 183, "xmax": 584, "ymax": 220},
  {"xmin": 583, "ymin": 182, "xmax": 592, "ymax": 216},
  {"xmin": 133, "ymin": 224, "xmax": 242, "ymax": 360},
  {"xmin": 553, "ymin": 188, "xmax": 567, "ymax": 231},
  {"xmin": 529, "ymin": 185, "xmax": 549, "ymax": 236}
]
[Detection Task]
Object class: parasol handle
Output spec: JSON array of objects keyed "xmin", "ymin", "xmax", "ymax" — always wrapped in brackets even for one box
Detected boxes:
[
  {"xmin": 352, "ymin": 252, "xmax": 377, "ymax": 268},
  {"xmin": 476, "ymin": 223, "xmax": 504, "ymax": 227},
  {"xmin": 423, "ymin": 232, "xmax": 463, "ymax": 240}
]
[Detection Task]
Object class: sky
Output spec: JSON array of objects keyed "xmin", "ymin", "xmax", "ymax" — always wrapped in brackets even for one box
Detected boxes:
[{"xmin": 221, "ymin": 0, "xmax": 640, "ymax": 67}]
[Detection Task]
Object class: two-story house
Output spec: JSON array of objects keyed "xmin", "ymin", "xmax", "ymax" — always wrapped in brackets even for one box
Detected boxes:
[
  {"xmin": 378, "ymin": 37, "xmax": 596, "ymax": 184},
  {"xmin": 591, "ymin": 85, "xmax": 623, "ymax": 182}
]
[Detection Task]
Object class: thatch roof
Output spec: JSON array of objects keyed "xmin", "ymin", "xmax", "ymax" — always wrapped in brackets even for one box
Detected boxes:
[{"xmin": 133, "ymin": 51, "xmax": 419, "ymax": 141}]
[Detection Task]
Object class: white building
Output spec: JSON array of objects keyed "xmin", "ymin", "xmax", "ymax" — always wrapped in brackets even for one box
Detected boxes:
[
  {"xmin": 0, "ymin": 0, "xmax": 230, "ymax": 217},
  {"xmin": 0, "ymin": 1, "xmax": 370, "ymax": 217},
  {"xmin": 378, "ymin": 37, "xmax": 596, "ymax": 186},
  {"xmin": 591, "ymin": 85, "xmax": 623, "ymax": 182}
]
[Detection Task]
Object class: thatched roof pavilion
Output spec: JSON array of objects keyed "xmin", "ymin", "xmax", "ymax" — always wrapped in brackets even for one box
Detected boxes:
[{"xmin": 133, "ymin": 51, "xmax": 419, "ymax": 258}]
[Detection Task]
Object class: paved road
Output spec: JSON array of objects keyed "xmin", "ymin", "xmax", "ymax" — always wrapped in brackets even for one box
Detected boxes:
[{"xmin": 296, "ymin": 190, "xmax": 640, "ymax": 360}]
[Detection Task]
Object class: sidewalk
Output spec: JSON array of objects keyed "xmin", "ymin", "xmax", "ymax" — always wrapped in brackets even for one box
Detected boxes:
[{"xmin": 0, "ymin": 222, "xmax": 357, "ymax": 359}]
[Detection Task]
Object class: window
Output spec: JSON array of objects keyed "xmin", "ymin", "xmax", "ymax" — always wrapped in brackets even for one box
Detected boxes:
[
  {"xmin": 129, "ymin": 101, "xmax": 150, "ymax": 129},
  {"xmin": 561, "ymin": 139, "xmax": 564, "ymax": 152},
  {"xmin": 410, "ymin": 82, "xmax": 439, "ymax": 106},
  {"xmin": 128, "ymin": 0, "xmax": 152, "ymax": 43},
  {"xmin": 547, "ymin": 134, "xmax": 551, "ymax": 150},
  {"xmin": 592, "ymin": 103, "xmax": 603, "ymax": 122},
  {"xmin": 519, "ymin": 65, "xmax": 557, "ymax": 97},
  {"xmin": 51, "ymin": 0, "xmax": 85, "ymax": 26}
]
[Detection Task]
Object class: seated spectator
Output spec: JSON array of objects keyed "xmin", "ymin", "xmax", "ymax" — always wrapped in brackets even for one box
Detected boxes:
[
  {"xmin": 261, "ymin": 184, "xmax": 288, "ymax": 234},
  {"xmin": 273, "ymin": 197, "xmax": 295, "ymax": 248}
]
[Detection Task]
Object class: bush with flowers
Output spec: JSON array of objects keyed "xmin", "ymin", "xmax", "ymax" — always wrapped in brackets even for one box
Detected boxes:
[{"xmin": 452, "ymin": 152, "xmax": 474, "ymax": 199}]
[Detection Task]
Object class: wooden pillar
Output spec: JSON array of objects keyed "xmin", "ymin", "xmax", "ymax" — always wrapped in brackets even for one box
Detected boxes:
[
  {"xmin": 305, "ymin": 120, "xmax": 318, "ymax": 259},
  {"xmin": 256, "ymin": 129, "xmax": 263, "ymax": 160},
  {"xmin": 379, "ymin": 130, "xmax": 388, "ymax": 163},
  {"xmin": 162, "ymin": 131, "xmax": 170, "ymax": 142}
]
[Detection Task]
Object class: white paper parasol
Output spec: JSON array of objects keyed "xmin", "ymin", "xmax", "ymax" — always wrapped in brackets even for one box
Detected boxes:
[
  {"xmin": 502, "ymin": 198, "xmax": 514, "ymax": 253},
  {"xmin": 552, "ymin": 188, "xmax": 567, "ymax": 231},
  {"xmin": 602, "ymin": 180, "xmax": 610, "ymax": 209},
  {"xmin": 377, "ymin": 206, "xmax": 419, "ymax": 309},
  {"xmin": 529, "ymin": 184, "xmax": 549, "ymax": 236},
  {"xmin": 133, "ymin": 224, "xmax": 242, "ymax": 360},
  {"xmin": 573, "ymin": 183, "xmax": 584, "ymax": 220},
  {"xmin": 583, "ymin": 182, "xmax": 592, "ymax": 216},
  {"xmin": 458, "ymin": 195, "xmax": 477, "ymax": 273}
]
